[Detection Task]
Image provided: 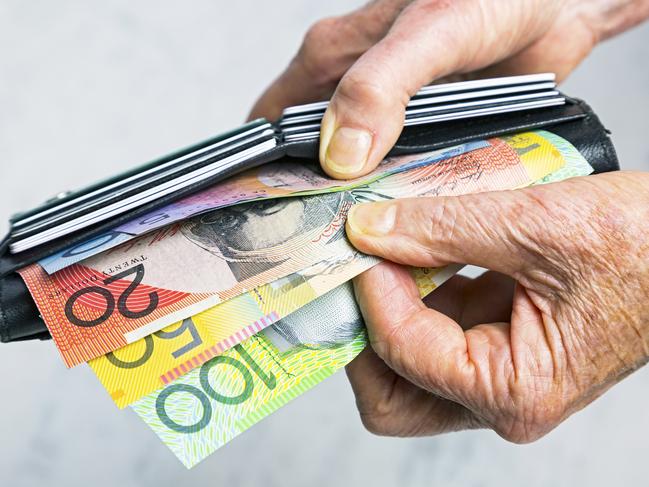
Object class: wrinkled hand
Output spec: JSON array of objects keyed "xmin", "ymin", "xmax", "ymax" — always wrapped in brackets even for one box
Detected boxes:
[
  {"xmin": 251, "ymin": 0, "xmax": 649, "ymax": 178},
  {"xmin": 343, "ymin": 172, "xmax": 649, "ymax": 442},
  {"xmin": 249, "ymin": 0, "xmax": 649, "ymax": 441}
]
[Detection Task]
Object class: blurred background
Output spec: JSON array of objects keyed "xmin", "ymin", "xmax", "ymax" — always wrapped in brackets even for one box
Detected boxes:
[{"xmin": 1, "ymin": 1, "xmax": 648, "ymax": 486}]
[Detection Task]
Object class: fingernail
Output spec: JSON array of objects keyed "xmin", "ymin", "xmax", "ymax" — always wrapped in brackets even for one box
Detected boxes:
[
  {"xmin": 347, "ymin": 203, "xmax": 397, "ymax": 237},
  {"xmin": 324, "ymin": 127, "xmax": 372, "ymax": 177}
]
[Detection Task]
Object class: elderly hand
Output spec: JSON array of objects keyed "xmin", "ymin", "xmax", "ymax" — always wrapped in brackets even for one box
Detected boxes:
[
  {"xmin": 343, "ymin": 172, "xmax": 649, "ymax": 441},
  {"xmin": 250, "ymin": 0, "xmax": 649, "ymax": 442},
  {"xmin": 250, "ymin": 0, "xmax": 649, "ymax": 178}
]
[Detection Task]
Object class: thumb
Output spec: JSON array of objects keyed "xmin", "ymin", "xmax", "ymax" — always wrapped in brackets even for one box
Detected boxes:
[
  {"xmin": 317, "ymin": 21, "xmax": 444, "ymax": 180},
  {"xmin": 318, "ymin": 1, "xmax": 471, "ymax": 179},
  {"xmin": 346, "ymin": 188, "xmax": 543, "ymax": 277},
  {"xmin": 318, "ymin": 0, "xmax": 561, "ymax": 179}
]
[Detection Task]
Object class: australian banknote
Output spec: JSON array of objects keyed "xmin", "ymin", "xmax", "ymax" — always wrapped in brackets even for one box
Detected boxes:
[
  {"xmin": 20, "ymin": 133, "xmax": 555, "ymax": 367},
  {"xmin": 96, "ymin": 128, "xmax": 590, "ymax": 411},
  {"xmin": 528, "ymin": 130, "xmax": 594, "ymax": 184},
  {"xmin": 131, "ymin": 132, "xmax": 594, "ymax": 468},
  {"xmin": 90, "ymin": 249, "xmax": 380, "ymax": 409},
  {"xmin": 39, "ymin": 141, "xmax": 489, "ymax": 274},
  {"xmin": 131, "ymin": 265, "xmax": 459, "ymax": 468}
]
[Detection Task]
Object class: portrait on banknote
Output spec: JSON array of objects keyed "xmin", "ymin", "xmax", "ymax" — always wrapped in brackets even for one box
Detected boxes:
[
  {"xmin": 180, "ymin": 192, "xmax": 349, "ymax": 281},
  {"xmin": 265, "ymin": 283, "xmax": 364, "ymax": 351}
]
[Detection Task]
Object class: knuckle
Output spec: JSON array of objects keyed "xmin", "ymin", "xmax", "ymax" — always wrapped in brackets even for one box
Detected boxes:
[
  {"xmin": 516, "ymin": 177, "xmax": 640, "ymax": 295},
  {"xmin": 352, "ymin": 385, "xmax": 403, "ymax": 437},
  {"xmin": 418, "ymin": 197, "xmax": 464, "ymax": 262},
  {"xmin": 359, "ymin": 411, "xmax": 400, "ymax": 437},
  {"xmin": 494, "ymin": 419, "xmax": 547, "ymax": 444},
  {"xmin": 298, "ymin": 17, "xmax": 345, "ymax": 86},
  {"xmin": 335, "ymin": 71, "xmax": 403, "ymax": 113},
  {"xmin": 373, "ymin": 320, "xmax": 410, "ymax": 367},
  {"xmin": 496, "ymin": 427, "xmax": 540, "ymax": 445},
  {"xmin": 302, "ymin": 17, "xmax": 339, "ymax": 51},
  {"xmin": 360, "ymin": 415, "xmax": 387, "ymax": 436},
  {"xmin": 494, "ymin": 395, "xmax": 566, "ymax": 444},
  {"xmin": 372, "ymin": 313, "xmax": 441, "ymax": 389}
]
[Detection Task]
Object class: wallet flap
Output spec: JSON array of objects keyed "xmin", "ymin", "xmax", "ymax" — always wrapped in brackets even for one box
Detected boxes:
[
  {"xmin": 543, "ymin": 100, "xmax": 618, "ymax": 174},
  {"xmin": 0, "ymin": 233, "xmax": 8, "ymax": 257},
  {"xmin": 0, "ymin": 272, "xmax": 44, "ymax": 342}
]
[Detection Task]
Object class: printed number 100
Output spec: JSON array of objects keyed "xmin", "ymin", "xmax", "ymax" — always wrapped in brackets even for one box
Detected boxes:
[{"xmin": 155, "ymin": 343, "xmax": 277, "ymax": 434}]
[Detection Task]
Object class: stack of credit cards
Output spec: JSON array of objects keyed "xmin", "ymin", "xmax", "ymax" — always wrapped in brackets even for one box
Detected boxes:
[
  {"xmin": 8, "ymin": 73, "xmax": 564, "ymax": 254},
  {"xmin": 9, "ymin": 123, "xmax": 277, "ymax": 253},
  {"xmin": 280, "ymin": 73, "xmax": 563, "ymax": 141}
]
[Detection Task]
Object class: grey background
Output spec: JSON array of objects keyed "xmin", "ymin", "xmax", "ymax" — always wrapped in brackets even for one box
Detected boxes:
[{"xmin": 1, "ymin": 1, "xmax": 648, "ymax": 486}]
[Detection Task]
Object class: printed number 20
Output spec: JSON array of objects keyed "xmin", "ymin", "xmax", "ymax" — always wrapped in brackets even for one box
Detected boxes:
[{"xmin": 64, "ymin": 264, "xmax": 159, "ymax": 327}]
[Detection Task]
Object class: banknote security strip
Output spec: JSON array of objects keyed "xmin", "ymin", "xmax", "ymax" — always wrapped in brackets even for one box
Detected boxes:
[{"xmin": 7, "ymin": 73, "xmax": 563, "ymax": 254}]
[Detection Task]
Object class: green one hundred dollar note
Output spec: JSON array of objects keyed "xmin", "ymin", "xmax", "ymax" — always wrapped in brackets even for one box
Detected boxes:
[
  {"xmin": 131, "ymin": 285, "xmax": 366, "ymax": 469},
  {"xmin": 131, "ymin": 265, "xmax": 460, "ymax": 468}
]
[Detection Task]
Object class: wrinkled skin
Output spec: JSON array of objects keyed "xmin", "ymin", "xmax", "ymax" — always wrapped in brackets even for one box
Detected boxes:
[
  {"xmin": 344, "ymin": 173, "xmax": 649, "ymax": 442},
  {"xmin": 251, "ymin": 0, "xmax": 649, "ymax": 179},
  {"xmin": 251, "ymin": 0, "xmax": 649, "ymax": 442}
]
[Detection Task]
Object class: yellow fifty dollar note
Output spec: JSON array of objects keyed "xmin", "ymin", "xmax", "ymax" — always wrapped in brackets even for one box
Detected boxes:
[{"xmin": 90, "ymin": 252, "xmax": 380, "ymax": 408}]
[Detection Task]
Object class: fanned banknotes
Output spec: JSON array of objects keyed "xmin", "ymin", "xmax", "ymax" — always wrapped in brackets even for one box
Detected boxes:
[
  {"xmin": 131, "ymin": 265, "xmax": 459, "ymax": 468},
  {"xmin": 131, "ymin": 129, "xmax": 594, "ymax": 468},
  {"xmin": 39, "ymin": 142, "xmax": 489, "ymax": 274},
  {"xmin": 20, "ymin": 133, "xmax": 560, "ymax": 367},
  {"xmin": 90, "ymin": 130, "xmax": 578, "ymax": 408},
  {"xmin": 0, "ymin": 73, "xmax": 619, "ymax": 472},
  {"xmin": 9, "ymin": 125, "xmax": 597, "ymax": 469},
  {"xmin": 91, "ymin": 250, "xmax": 380, "ymax": 408}
]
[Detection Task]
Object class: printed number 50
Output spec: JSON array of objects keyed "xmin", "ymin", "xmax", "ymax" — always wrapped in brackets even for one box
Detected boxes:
[{"xmin": 105, "ymin": 318, "xmax": 203, "ymax": 369}]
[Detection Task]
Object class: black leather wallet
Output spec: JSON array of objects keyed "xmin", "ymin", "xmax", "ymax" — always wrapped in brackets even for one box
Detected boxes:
[{"xmin": 0, "ymin": 75, "xmax": 620, "ymax": 343}]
